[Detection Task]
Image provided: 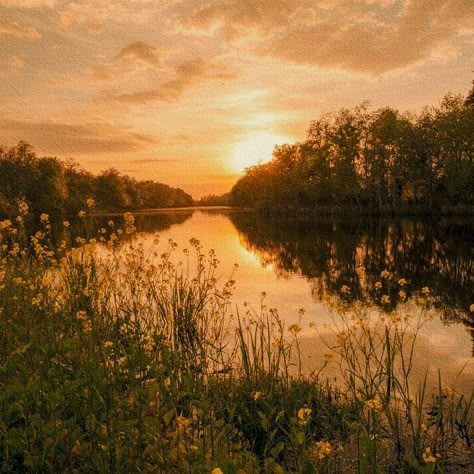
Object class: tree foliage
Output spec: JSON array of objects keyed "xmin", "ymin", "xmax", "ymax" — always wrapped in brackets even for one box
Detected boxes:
[
  {"xmin": 231, "ymin": 94, "xmax": 474, "ymax": 212},
  {"xmin": 0, "ymin": 143, "xmax": 193, "ymax": 217}
]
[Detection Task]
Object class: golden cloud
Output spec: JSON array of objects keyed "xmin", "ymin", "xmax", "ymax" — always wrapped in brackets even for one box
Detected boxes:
[
  {"xmin": 116, "ymin": 41, "xmax": 167, "ymax": 68},
  {"xmin": 107, "ymin": 58, "xmax": 236, "ymax": 103},
  {"xmin": 180, "ymin": 0, "xmax": 473, "ymax": 75},
  {"xmin": 0, "ymin": 17, "xmax": 40, "ymax": 39},
  {"xmin": 0, "ymin": 120, "xmax": 158, "ymax": 154}
]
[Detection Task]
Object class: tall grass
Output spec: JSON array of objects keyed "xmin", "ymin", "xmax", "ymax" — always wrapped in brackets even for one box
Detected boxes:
[{"xmin": 0, "ymin": 207, "xmax": 472, "ymax": 472}]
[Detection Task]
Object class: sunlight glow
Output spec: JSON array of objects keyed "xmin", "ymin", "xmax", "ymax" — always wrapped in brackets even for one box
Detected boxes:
[{"xmin": 230, "ymin": 132, "xmax": 290, "ymax": 173}]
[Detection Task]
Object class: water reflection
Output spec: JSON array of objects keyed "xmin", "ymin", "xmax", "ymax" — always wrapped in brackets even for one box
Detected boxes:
[{"xmin": 228, "ymin": 211, "xmax": 474, "ymax": 350}]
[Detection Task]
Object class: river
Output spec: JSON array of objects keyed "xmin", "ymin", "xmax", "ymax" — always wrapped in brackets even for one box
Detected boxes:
[{"xmin": 96, "ymin": 208, "xmax": 474, "ymax": 392}]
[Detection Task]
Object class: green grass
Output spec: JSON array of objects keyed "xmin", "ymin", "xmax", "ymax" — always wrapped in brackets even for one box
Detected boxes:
[{"xmin": 0, "ymin": 208, "xmax": 473, "ymax": 473}]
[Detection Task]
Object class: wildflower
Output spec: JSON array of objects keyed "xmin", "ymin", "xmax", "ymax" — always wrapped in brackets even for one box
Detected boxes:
[
  {"xmin": 18, "ymin": 200, "xmax": 29, "ymax": 215},
  {"xmin": 124, "ymin": 212, "xmax": 136, "ymax": 234},
  {"xmin": 211, "ymin": 468, "xmax": 224, "ymax": 474},
  {"xmin": 289, "ymin": 323, "xmax": 302, "ymax": 336},
  {"xmin": 364, "ymin": 398, "xmax": 383, "ymax": 411},
  {"xmin": 78, "ymin": 210, "xmax": 86, "ymax": 218},
  {"xmin": 86, "ymin": 197, "xmax": 95, "ymax": 208},
  {"xmin": 104, "ymin": 341, "xmax": 114, "ymax": 348},
  {"xmin": 144, "ymin": 340, "xmax": 156, "ymax": 352},
  {"xmin": 443, "ymin": 385, "xmax": 454, "ymax": 396},
  {"xmin": 16, "ymin": 216, "xmax": 23, "ymax": 223},
  {"xmin": 417, "ymin": 297, "xmax": 426, "ymax": 305},
  {"xmin": 375, "ymin": 281, "xmax": 383, "ymax": 290},
  {"xmin": 76, "ymin": 310, "xmax": 87, "ymax": 320},
  {"xmin": 177, "ymin": 416, "xmax": 191, "ymax": 429},
  {"xmin": 314, "ymin": 440, "xmax": 332, "ymax": 459},
  {"xmin": 422, "ymin": 447, "xmax": 436, "ymax": 464},
  {"xmin": 421, "ymin": 423, "xmax": 428, "ymax": 432},
  {"xmin": 469, "ymin": 303, "xmax": 474, "ymax": 313},
  {"xmin": 0, "ymin": 219, "xmax": 12, "ymax": 230},
  {"xmin": 297, "ymin": 407, "xmax": 312, "ymax": 425},
  {"xmin": 108, "ymin": 220, "xmax": 114, "ymax": 227},
  {"xmin": 398, "ymin": 278, "xmax": 407, "ymax": 286},
  {"xmin": 381, "ymin": 295, "xmax": 390, "ymax": 305},
  {"xmin": 380, "ymin": 270, "xmax": 391, "ymax": 279},
  {"xmin": 83, "ymin": 321, "xmax": 92, "ymax": 333},
  {"xmin": 63, "ymin": 220, "xmax": 70, "ymax": 227},
  {"xmin": 40, "ymin": 213, "xmax": 49, "ymax": 222},
  {"xmin": 32, "ymin": 293, "xmax": 43, "ymax": 306},
  {"xmin": 421, "ymin": 287, "xmax": 430, "ymax": 295},
  {"xmin": 398, "ymin": 290, "xmax": 407, "ymax": 300},
  {"xmin": 253, "ymin": 391, "xmax": 264, "ymax": 401},
  {"xmin": 324, "ymin": 352, "xmax": 334, "ymax": 363},
  {"xmin": 340, "ymin": 285, "xmax": 350, "ymax": 294}
]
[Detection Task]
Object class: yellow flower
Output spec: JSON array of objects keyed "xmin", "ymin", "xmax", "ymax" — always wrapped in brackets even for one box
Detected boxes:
[
  {"xmin": 340, "ymin": 285, "xmax": 350, "ymax": 294},
  {"xmin": 0, "ymin": 219, "xmax": 12, "ymax": 230},
  {"xmin": 469, "ymin": 303, "xmax": 474, "ymax": 313},
  {"xmin": 381, "ymin": 294, "xmax": 390, "ymax": 305},
  {"xmin": 421, "ymin": 287, "xmax": 430, "ymax": 295},
  {"xmin": 314, "ymin": 440, "xmax": 332, "ymax": 459},
  {"xmin": 398, "ymin": 290, "xmax": 407, "ymax": 300},
  {"xmin": 86, "ymin": 197, "xmax": 95, "ymax": 208},
  {"xmin": 40, "ymin": 213, "xmax": 49, "ymax": 222},
  {"xmin": 18, "ymin": 200, "xmax": 29, "ymax": 215},
  {"xmin": 104, "ymin": 341, "xmax": 114, "ymax": 348},
  {"xmin": 253, "ymin": 391, "xmax": 264, "ymax": 401},
  {"xmin": 380, "ymin": 270, "xmax": 391, "ymax": 279},
  {"xmin": 78, "ymin": 210, "xmax": 86, "ymax": 218},
  {"xmin": 324, "ymin": 352, "xmax": 334, "ymax": 363},
  {"xmin": 398, "ymin": 278, "xmax": 408, "ymax": 286},
  {"xmin": 288, "ymin": 323, "xmax": 302, "ymax": 336},
  {"xmin": 211, "ymin": 468, "xmax": 224, "ymax": 474},
  {"xmin": 32, "ymin": 293, "xmax": 43, "ymax": 306},
  {"xmin": 422, "ymin": 447, "xmax": 436, "ymax": 464},
  {"xmin": 297, "ymin": 407, "xmax": 312, "ymax": 425},
  {"xmin": 63, "ymin": 220, "xmax": 70, "ymax": 227},
  {"xmin": 76, "ymin": 310, "xmax": 87, "ymax": 320},
  {"xmin": 364, "ymin": 398, "xmax": 383, "ymax": 411},
  {"xmin": 375, "ymin": 281, "xmax": 383, "ymax": 290}
]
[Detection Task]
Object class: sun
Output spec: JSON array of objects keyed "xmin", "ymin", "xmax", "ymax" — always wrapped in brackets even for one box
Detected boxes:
[{"xmin": 230, "ymin": 132, "xmax": 290, "ymax": 173}]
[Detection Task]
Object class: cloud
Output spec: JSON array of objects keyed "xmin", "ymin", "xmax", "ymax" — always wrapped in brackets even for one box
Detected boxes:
[
  {"xmin": 0, "ymin": 120, "xmax": 158, "ymax": 155},
  {"xmin": 8, "ymin": 55, "xmax": 25, "ymax": 68},
  {"xmin": 128, "ymin": 158, "xmax": 179, "ymax": 164},
  {"xmin": 181, "ymin": 0, "xmax": 303, "ymax": 39},
  {"xmin": 116, "ymin": 41, "xmax": 166, "ymax": 68},
  {"xmin": 264, "ymin": 0, "xmax": 473, "ymax": 74},
  {"xmin": 108, "ymin": 58, "xmax": 236, "ymax": 103},
  {"xmin": 0, "ymin": 0, "xmax": 57, "ymax": 7},
  {"xmin": 0, "ymin": 17, "xmax": 40, "ymax": 39},
  {"xmin": 179, "ymin": 0, "xmax": 474, "ymax": 75}
]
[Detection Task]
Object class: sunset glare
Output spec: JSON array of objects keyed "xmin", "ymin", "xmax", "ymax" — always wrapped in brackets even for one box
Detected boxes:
[
  {"xmin": 231, "ymin": 132, "xmax": 290, "ymax": 173},
  {"xmin": 0, "ymin": 0, "xmax": 473, "ymax": 197}
]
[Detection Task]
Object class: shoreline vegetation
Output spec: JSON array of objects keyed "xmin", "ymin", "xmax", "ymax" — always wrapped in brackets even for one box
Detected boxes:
[
  {"xmin": 227, "ymin": 91, "xmax": 474, "ymax": 216},
  {"xmin": 1, "ymin": 208, "xmax": 473, "ymax": 473}
]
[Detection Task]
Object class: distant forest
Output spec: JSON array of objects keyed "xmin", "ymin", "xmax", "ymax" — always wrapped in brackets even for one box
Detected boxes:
[
  {"xmin": 0, "ymin": 142, "xmax": 193, "ymax": 218},
  {"xmin": 231, "ymin": 88, "xmax": 474, "ymax": 213}
]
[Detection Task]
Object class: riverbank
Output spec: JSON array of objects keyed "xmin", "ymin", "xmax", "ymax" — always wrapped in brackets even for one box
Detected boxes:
[{"xmin": 1, "ymin": 213, "xmax": 473, "ymax": 472}]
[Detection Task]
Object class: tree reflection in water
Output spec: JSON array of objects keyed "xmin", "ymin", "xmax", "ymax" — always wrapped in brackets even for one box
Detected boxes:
[{"xmin": 229, "ymin": 211, "xmax": 474, "ymax": 353}]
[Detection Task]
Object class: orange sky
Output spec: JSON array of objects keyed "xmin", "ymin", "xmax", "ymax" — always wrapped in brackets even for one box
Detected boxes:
[{"xmin": 1, "ymin": 0, "xmax": 473, "ymax": 198}]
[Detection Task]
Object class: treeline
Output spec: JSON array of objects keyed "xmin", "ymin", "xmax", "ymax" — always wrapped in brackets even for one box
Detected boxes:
[
  {"xmin": 231, "ymin": 92, "xmax": 474, "ymax": 213},
  {"xmin": 0, "ymin": 142, "xmax": 193, "ymax": 217}
]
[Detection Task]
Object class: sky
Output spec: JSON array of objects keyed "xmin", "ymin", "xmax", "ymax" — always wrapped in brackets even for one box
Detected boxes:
[{"xmin": 0, "ymin": 0, "xmax": 473, "ymax": 198}]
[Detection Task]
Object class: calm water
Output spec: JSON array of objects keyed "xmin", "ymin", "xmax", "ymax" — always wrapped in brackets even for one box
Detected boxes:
[{"xmin": 103, "ymin": 208, "xmax": 474, "ymax": 390}]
